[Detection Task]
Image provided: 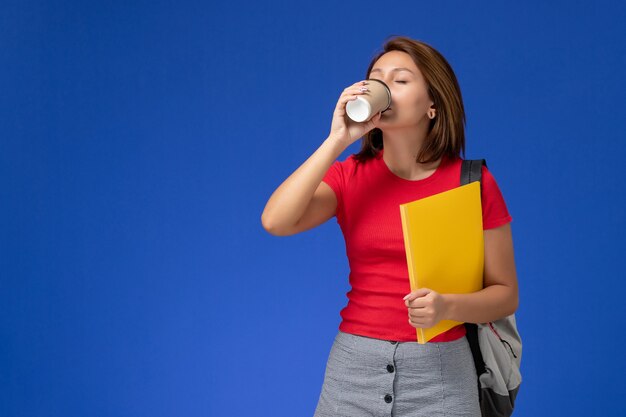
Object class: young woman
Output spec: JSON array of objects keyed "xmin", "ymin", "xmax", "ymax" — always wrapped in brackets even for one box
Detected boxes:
[{"xmin": 261, "ymin": 36, "xmax": 518, "ymax": 417}]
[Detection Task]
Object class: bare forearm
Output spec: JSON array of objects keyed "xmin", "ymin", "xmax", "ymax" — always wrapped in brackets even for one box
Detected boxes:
[
  {"xmin": 443, "ymin": 284, "xmax": 518, "ymax": 324},
  {"xmin": 261, "ymin": 136, "xmax": 345, "ymax": 231}
]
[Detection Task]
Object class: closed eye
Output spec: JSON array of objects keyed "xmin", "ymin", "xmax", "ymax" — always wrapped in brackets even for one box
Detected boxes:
[{"xmin": 395, "ymin": 81, "xmax": 408, "ymax": 84}]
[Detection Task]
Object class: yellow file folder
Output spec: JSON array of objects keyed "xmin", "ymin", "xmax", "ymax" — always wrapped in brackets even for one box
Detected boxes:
[{"xmin": 399, "ymin": 181, "xmax": 485, "ymax": 344}]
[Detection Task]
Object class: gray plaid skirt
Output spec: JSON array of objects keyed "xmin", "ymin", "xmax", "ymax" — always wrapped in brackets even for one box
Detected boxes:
[{"xmin": 313, "ymin": 329, "xmax": 480, "ymax": 417}]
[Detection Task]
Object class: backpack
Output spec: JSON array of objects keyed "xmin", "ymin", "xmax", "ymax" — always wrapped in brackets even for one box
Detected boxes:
[{"xmin": 461, "ymin": 159, "xmax": 523, "ymax": 417}]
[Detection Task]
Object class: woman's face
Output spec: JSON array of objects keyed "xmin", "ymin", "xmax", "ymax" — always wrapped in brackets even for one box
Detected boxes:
[{"xmin": 368, "ymin": 51, "xmax": 434, "ymax": 129}]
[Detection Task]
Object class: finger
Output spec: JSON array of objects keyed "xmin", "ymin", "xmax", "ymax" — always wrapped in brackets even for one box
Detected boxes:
[
  {"xmin": 361, "ymin": 110, "xmax": 382, "ymax": 131},
  {"xmin": 349, "ymin": 80, "xmax": 368, "ymax": 88},
  {"xmin": 368, "ymin": 111, "xmax": 382, "ymax": 127},
  {"xmin": 335, "ymin": 84, "xmax": 370, "ymax": 112},
  {"xmin": 339, "ymin": 84, "xmax": 370, "ymax": 99},
  {"xmin": 406, "ymin": 288, "xmax": 431, "ymax": 300},
  {"xmin": 336, "ymin": 88, "xmax": 367, "ymax": 108},
  {"xmin": 344, "ymin": 81, "xmax": 366, "ymax": 88},
  {"xmin": 404, "ymin": 288, "xmax": 431, "ymax": 302},
  {"xmin": 410, "ymin": 313, "xmax": 434, "ymax": 324},
  {"xmin": 408, "ymin": 303, "xmax": 428, "ymax": 312},
  {"xmin": 334, "ymin": 95, "xmax": 359, "ymax": 117},
  {"xmin": 409, "ymin": 310, "xmax": 429, "ymax": 320},
  {"xmin": 336, "ymin": 94, "xmax": 359, "ymax": 107},
  {"xmin": 337, "ymin": 88, "xmax": 368, "ymax": 106},
  {"xmin": 409, "ymin": 296, "xmax": 432, "ymax": 308},
  {"xmin": 408, "ymin": 318, "xmax": 429, "ymax": 328},
  {"xmin": 342, "ymin": 83, "xmax": 369, "ymax": 95}
]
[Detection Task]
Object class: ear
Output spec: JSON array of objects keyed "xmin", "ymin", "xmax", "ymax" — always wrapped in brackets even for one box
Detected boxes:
[{"xmin": 427, "ymin": 105, "xmax": 436, "ymax": 119}]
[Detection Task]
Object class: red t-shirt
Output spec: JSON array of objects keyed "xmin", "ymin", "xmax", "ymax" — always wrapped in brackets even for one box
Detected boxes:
[{"xmin": 322, "ymin": 148, "xmax": 513, "ymax": 342}]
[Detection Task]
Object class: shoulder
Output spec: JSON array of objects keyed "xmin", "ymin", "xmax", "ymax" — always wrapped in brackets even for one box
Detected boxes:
[
  {"xmin": 447, "ymin": 157, "xmax": 506, "ymax": 199},
  {"xmin": 480, "ymin": 162, "xmax": 502, "ymax": 190},
  {"xmin": 452, "ymin": 157, "xmax": 500, "ymax": 183},
  {"xmin": 323, "ymin": 153, "xmax": 361, "ymax": 188},
  {"xmin": 333, "ymin": 152, "xmax": 376, "ymax": 174},
  {"xmin": 327, "ymin": 154, "xmax": 356, "ymax": 175}
]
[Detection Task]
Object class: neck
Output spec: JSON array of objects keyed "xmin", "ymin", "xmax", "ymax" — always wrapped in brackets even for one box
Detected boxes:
[{"xmin": 380, "ymin": 125, "xmax": 442, "ymax": 180}]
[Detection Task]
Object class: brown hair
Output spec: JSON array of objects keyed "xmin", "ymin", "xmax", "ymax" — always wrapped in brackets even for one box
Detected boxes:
[{"xmin": 353, "ymin": 36, "xmax": 466, "ymax": 164}]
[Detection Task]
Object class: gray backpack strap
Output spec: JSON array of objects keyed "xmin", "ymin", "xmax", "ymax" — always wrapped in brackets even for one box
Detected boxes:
[
  {"xmin": 461, "ymin": 158, "xmax": 487, "ymax": 186},
  {"xmin": 461, "ymin": 158, "xmax": 523, "ymax": 417},
  {"xmin": 461, "ymin": 158, "xmax": 489, "ymax": 378}
]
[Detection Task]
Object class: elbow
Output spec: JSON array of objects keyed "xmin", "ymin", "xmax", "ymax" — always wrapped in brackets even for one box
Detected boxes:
[
  {"xmin": 261, "ymin": 211, "xmax": 291, "ymax": 236},
  {"xmin": 507, "ymin": 291, "xmax": 519, "ymax": 316},
  {"xmin": 261, "ymin": 211, "xmax": 278, "ymax": 235},
  {"xmin": 493, "ymin": 284, "xmax": 518, "ymax": 318}
]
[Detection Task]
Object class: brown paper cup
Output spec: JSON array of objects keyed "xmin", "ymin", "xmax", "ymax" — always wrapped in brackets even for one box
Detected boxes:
[{"xmin": 346, "ymin": 79, "xmax": 391, "ymax": 122}]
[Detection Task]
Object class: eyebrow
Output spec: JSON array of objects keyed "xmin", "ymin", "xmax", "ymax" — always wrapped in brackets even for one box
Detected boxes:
[{"xmin": 370, "ymin": 67, "xmax": 415, "ymax": 74}]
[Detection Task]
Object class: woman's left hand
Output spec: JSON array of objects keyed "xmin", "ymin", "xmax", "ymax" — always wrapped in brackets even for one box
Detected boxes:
[{"xmin": 403, "ymin": 288, "xmax": 449, "ymax": 329}]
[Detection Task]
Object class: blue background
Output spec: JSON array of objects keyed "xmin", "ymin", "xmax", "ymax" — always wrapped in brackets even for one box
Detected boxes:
[{"xmin": 2, "ymin": 1, "xmax": 625, "ymax": 416}]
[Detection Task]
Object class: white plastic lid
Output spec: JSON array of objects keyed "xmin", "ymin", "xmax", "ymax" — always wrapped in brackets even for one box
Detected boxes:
[{"xmin": 345, "ymin": 97, "xmax": 372, "ymax": 122}]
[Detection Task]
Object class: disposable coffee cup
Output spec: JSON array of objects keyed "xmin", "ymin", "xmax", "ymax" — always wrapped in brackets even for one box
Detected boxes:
[{"xmin": 346, "ymin": 79, "xmax": 391, "ymax": 122}]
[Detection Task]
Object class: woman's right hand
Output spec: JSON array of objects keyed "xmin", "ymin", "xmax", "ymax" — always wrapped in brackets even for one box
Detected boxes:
[
  {"xmin": 328, "ymin": 80, "xmax": 383, "ymax": 148},
  {"xmin": 262, "ymin": 81, "xmax": 381, "ymax": 236}
]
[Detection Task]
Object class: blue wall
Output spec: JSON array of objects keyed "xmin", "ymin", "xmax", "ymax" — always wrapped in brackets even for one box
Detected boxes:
[{"xmin": 2, "ymin": 1, "xmax": 625, "ymax": 416}]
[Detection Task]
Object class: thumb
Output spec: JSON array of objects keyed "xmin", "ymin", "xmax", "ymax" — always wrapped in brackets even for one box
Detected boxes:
[
  {"xmin": 367, "ymin": 111, "xmax": 382, "ymax": 128},
  {"xmin": 403, "ymin": 287, "xmax": 431, "ymax": 302}
]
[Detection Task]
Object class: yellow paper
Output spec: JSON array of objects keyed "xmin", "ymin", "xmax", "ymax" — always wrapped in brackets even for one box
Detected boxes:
[{"xmin": 399, "ymin": 181, "xmax": 484, "ymax": 344}]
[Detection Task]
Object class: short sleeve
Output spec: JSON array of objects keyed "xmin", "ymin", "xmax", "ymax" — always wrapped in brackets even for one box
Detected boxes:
[
  {"xmin": 481, "ymin": 165, "xmax": 513, "ymax": 230},
  {"xmin": 322, "ymin": 160, "xmax": 345, "ymax": 220}
]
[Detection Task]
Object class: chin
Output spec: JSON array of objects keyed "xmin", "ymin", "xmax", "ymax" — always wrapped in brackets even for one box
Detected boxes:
[
  {"xmin": 377, "ymin": 117, "xmax": 406, "ymax": 130},
  {"xmin": 378, "ymin": 112, "xmax": 395, "ymax": 124}
]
